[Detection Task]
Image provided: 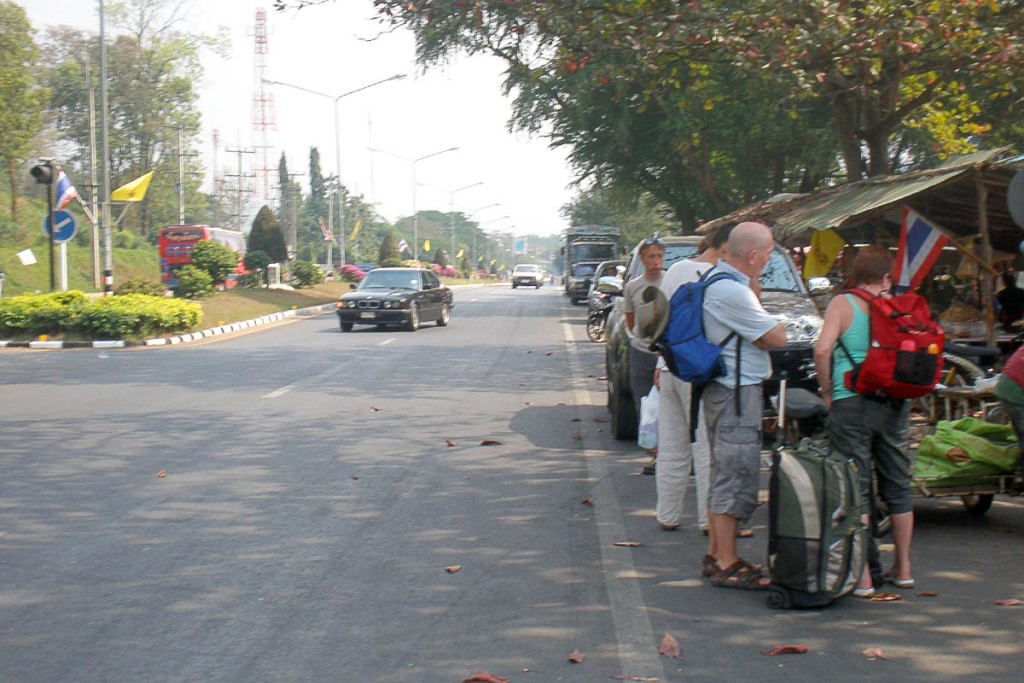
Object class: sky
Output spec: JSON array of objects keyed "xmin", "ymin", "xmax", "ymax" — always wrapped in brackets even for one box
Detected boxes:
[{"xmin": 18, "ymin": 0, "xmax": 577, "ymax": 238}]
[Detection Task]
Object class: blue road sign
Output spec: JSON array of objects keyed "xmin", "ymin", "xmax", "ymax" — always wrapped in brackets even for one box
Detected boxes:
[{"xmin": 42, "ymin": 210, "xmax": 78, "ymax": 243}]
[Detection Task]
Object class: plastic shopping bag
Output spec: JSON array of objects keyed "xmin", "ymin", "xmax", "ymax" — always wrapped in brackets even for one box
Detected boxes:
[{"xmin": 638, "ymin": 385, "xmax": 660, "ymax": 450}]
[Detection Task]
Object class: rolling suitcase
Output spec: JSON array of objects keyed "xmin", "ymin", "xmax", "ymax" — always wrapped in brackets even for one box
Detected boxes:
[{"xmin": 766, "ymin": 382, "xmax": 869, "ymax": 609}]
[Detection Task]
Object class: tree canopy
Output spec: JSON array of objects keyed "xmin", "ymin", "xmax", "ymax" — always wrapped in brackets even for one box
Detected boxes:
[{"xmin": 363, "ymin": 0, "xmax": 1024, "ymax": 230}]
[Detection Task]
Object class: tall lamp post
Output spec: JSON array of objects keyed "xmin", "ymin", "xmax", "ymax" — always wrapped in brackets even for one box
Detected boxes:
[
  {"xmin": 263, "ymin": 74, "xmax": 405, "ymax": 270},
  {"xmin": 470, "ymin": 203, "xmax": 500, "ymax": 275},
  {"xmin": 369, "ymin": 146, "xmax": 459, "ymax": 260},
  {"xmin": 419, "ymin": 180, "xmax": 484, "ymax": 269}
]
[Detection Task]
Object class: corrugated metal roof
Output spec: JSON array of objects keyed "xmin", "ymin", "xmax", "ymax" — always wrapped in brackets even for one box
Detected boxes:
[{"xmin": 697, "ymin": 149, "xmax": 1020, "ymax": 246}]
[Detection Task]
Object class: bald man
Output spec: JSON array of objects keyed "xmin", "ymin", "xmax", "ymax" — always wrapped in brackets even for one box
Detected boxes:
[{"xmin": 700, "ymin": 222, "xmax": 786, "ymax": 591}]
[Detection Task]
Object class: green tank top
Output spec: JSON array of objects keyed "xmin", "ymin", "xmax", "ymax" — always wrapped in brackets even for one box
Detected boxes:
[{"xmin": 832, "ymin": 294, "xmax": 870, "ymax": 401}]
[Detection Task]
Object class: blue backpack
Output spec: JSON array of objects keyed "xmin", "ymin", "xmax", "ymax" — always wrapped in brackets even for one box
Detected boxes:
[{"xmin": 655, "ymin": 269, "xmax": 740, "ymax": 385}]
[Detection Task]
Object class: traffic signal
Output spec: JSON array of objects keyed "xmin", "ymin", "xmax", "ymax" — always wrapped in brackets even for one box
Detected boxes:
[{"xmin": 30, "ymin": 161, "xmax": 54, "ymax": 185}]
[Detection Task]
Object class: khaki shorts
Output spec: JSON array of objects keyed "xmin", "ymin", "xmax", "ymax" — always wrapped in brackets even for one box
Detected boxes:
[{"xmin": 702, "ymin": 382, "xmax": 764, "ymax": 523}]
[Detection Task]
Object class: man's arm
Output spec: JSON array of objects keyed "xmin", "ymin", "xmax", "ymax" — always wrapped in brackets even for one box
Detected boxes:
[{"xmin": 753, "ymin": 322, "xmax": 787, "ymax": 350}]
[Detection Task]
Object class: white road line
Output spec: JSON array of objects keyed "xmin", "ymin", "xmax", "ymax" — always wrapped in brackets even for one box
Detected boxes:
[
  {"xmin": 263, "ymin": 382, "xmax": 299, "ymax": 399},
  {"xmin": 562, "ymin": 321, "xmax": 666, "ymax": 682},
  {"xmin": 378, "ymin": 338, "xmax": 397, "ymax": 346}
]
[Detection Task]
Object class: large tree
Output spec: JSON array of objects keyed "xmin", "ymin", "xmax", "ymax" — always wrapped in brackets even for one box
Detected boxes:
[
  {"xmin": 248, "ymin": 204, "xmax": 288, "ymax": 263},
  {"xmin": 0, "ymin": 0, "xmax": 46, "ymax": 220},
  {"xmin": 358, "ymin": 1, "xmax": 1023, "ymax": 227},
  {"xmin": 39, "ymin": 0, "xmax": 228, "ymax": 236}
]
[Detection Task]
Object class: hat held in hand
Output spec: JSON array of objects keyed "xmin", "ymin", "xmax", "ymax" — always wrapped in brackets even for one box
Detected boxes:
[{"xmin": 634, "ymin": 285, "xmax": 669, "ymax": 351}]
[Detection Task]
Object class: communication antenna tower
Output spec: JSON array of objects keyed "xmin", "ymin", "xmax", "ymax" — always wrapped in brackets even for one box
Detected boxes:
[{"xmin": 249, "ymin": 8, "xmax": 277, "ymax": 205}]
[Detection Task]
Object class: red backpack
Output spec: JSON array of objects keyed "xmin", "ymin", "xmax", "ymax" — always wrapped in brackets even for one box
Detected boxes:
[{"xmin": 837, "ymin": 289, "xmax": 944, "ymax": 400}]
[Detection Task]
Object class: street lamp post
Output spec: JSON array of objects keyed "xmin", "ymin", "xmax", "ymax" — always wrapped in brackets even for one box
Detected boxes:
[
  {"xmin": 470, "ymin": 203, "xmax": 500, "ymax": 276},
  {"xmin": 421, "ymin": 180, "xmax": 484, "ymax": 270},
  {"xmin": 370, "ymin": 146, "xmax": 459, "ymax": 261},
  {"xmin": 263, "ymin": 74, "xmax": 405, "ymax": 270}
]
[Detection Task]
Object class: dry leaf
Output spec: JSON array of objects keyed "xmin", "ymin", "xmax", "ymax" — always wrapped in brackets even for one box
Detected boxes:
[
  {"xmin": 557, "ymin": 402, "xmax": 567, "ymax": 406},
  {"xmin": 568, "ymin": 649, "xmax": 585, "ymax": 663},
  {"xmin": 658, "ymin": 633, "xmax": 682, "ymax": 659},
  {"xmin": 445, "ymin": 565, "xmax": 462, "ymax": 574},
  {"xmin": 762, "ymin": 645, "xmax": 808, "ymax": 656},
  {"xmin": 598, "ymin": 375, "xmax": 608, "ymax": 381},
  {"xmin": 369, "ymin": 406, "xmax": 382, "ymax": 412},
  {"xmin": 862, "ymin": 648, "xmax": 888, "ymax": 660},
  {"xmin": 351, "ymin": 475, "xmax": 360, "ymax": 480},
  {"xmin": 917, "ymin": 591, "xmax": 939, "ymax": 597},
  {"xmin": 545, "ymin": 352, "xmax": 553, "ymax": 356},
  {"xmin": 524, "ymin": 401, "xmax": 532, "ymax": 405},
  {"xmin": 571, "ymin": 417, "xmax": 582, "ymax": 422},
  {"xmin": 462, "ymin": 672, "xmax": 510, "ymax": 683},
  {"xmin": 480, "ymin": 439, "xmax": 503, "ymax": 446},
  {"xmin": 156, "ymin": 470, "xmax": 167, "ymax": 478},
  {"xmin": 581, "ymin": 498, "xmax": 594, "ymax": 506},
  {"xmin": 612, "ymin": 677, "xmax": 660, "ymax": 682},
  {"xmin": 994, "ymin": 599, "xmax": 1023, "ymax": 606},
  {"xmin": 870, "ymin": 593, "xmax": 902, "ymax": 602},
  {"xmin": 572, "ymin": 431, "xmax": 582, "ymax": 441},
  {"xmin": 613, "ymin": 541, "xmax": 641, "ymax": 547},
  {"xmin": 445, "ymin": 439, "xmax": 459, "ymax": 447}
]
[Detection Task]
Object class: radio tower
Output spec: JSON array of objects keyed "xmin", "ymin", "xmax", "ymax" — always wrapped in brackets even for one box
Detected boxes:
[{"xmin": 250, "ymin": 8, "xmax": 277, "ymax": 205}]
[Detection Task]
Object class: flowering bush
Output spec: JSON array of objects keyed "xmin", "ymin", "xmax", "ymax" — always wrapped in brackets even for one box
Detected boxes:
[
  {"xmin": 474, "ymin": 269, "xmax": 493, "ymax": 280},
  {"xmin": 431, "ymin": 264, "xmax": 458, "ymax": 278},
  {"xmin": 338, "ymin": 264, "xmax": 366, "ymax": 283}
]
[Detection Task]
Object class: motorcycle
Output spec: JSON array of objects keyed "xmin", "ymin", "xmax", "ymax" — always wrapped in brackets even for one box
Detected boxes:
[{"xmin": 586, "ymin": 290, "xmax": 615, "ymax": 343}]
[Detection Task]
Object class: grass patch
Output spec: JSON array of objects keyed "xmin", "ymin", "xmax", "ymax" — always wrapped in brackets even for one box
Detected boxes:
[{"xmin": 193, "ymin": 283, "xmax": 349, "ymax": 330}]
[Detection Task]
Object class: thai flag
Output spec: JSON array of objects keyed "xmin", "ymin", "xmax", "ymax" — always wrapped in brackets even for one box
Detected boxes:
[
  {"xmin": 397, "ymin": 239, "xmax": 409, "ymax": 253},
  {"xmin": 892, "ymin": 207, "xmax": 950, "ymax": 294},
  {"xmin": 319, "ymin": 218, "xmax": 335, "ymax": 243},
  {"xmin": 55, "ymin": 168, "xmax": 78, "ymax": 211}
]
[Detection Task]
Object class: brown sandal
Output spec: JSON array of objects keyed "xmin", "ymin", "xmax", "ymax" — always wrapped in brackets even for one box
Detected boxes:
[
  {"xmin": 710, "ymin": 559, "xmax": 770, "ymax": 590},
  {"xmin": 701, "ymin": 554, "xmax": 718, "ymax": 577}
]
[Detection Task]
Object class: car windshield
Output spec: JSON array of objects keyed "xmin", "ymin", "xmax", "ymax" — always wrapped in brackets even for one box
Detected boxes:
[
  {"xmin": 516, "ymin": 265, "xmax": 539, "ymax": 272},
  {"xmin": 574, "ymin": 264, "xmax": 597, "ymax": 277},
  {"xmin": 359, "ymin": 270, "xmax": 419, "ymax": 291},
  {"xmin": 634, "ymin": 245, "xmax": 802, "ymax": 293}
]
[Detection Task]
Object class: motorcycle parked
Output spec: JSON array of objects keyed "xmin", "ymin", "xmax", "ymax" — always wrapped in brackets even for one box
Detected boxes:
[{"xmin": 586, "ymin": 276, "xmax": 622, "ymax": 343}]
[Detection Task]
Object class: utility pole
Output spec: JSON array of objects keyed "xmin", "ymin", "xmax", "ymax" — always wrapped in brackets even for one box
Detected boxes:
[
  {"xmin": 224, "ymin": 136, "xmax": 256, "ymax": 232},
  {"xmin": 280, "ymin": 170, "xmax": 304, "ymax": 263}
]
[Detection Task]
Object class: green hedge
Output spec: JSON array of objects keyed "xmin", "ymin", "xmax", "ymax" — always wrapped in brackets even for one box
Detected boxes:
[{"xmin": 0, "ymin": 291, "xmax": 201, "ymax": 340}]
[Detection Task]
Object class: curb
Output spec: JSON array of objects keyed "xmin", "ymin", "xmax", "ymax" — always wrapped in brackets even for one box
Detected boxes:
[{"xmin": 0, "ymin": 302, "xmax": 337, "ymax": 350}]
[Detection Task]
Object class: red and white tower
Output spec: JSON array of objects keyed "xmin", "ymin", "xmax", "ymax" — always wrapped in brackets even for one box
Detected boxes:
[{"xmin": 250, "ymin": 8, "xmax": 277, "ymax": 205}]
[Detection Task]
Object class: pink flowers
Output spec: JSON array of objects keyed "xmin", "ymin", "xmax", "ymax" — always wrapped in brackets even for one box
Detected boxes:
[{"xmin": 338, "ymin": 264, "xmax": 366, "ymax": 282}]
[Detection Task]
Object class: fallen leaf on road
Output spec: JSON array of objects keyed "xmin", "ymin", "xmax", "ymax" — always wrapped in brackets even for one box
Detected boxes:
[
  {"xmin": 916, "ymin": 591, "xmax": 939, "ymax": 597},
  {"xmin": 612, "ymin": 676, "xmax": 659, "ymax": 682},
  {"xmin": 524, "ymin": 401, "xmax": 532, "ymax": 405},
  {"xmin": 369, "ymin": 406, "xmax": 382, "ymax": 412},
  {"xmin": 545, "ymin": 352, "xmax": 553, "ymax": 356},
  {"xmin": 862, "ymin": 648, "xmax": 888, "ymax": 660},
  {"xmin": 613, "ymin": 541, "xmax": 641, "ymax": 547},
  {"xmin": 870, "ymin": 593, "xmax": 902, "ymax": 602},
  {"xmin": 445, "ymin": 565, "xmax": 462, "ymax": 574},
  {"xmin": 598, "ymin": 375, "xmax": 608, "ymax": 381},
  {"xmin": 994, "ymin": 599, "xmax": 1023, "ymax": 606},
  {"xmin": 156, "ymin": 470, "xmax": 166, "ymax": 478},
  {"xmin": 351, "ymin": 475, "xmax": 360, "ymax": 480},
  {"xmin": 445, "ymin": 439, "xmax": 459, "ymax": 447},
  {"xmin": 572, "ymin": 431, "xmax": 582, "ymax": 441},
  {"xmin": 571, "ymin": 417, "xmax": 582, "ymax": 422},
  {"xmin": 762, "ymin": 645, "xmax": 808, "ymax": 656},
  {"xmin": 581, "ymin": 498, "xmax": 594, "ymax": 506},
  {"xmin": 480, "ymin": 440, "xmax": 503, "ymax": 446},
  {"xmin": 659, "ymin": 633, "xmax": 682, "ymax": 659},
  {"xmin": 557, "ymin": 402, "xmax": 567, "ymax": 406},
  {"xmin": 568, "ymin": 649, "xmax": 585, "ymax": 663},
  {"xmin": 462, "ymin": 672, "xmax": 509, "ymax": 683}
]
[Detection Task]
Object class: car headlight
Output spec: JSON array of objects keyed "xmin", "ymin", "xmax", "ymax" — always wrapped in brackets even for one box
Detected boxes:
[{"xmin": 781, "ymin": 315, "xmax": 822, "ymax": 343}]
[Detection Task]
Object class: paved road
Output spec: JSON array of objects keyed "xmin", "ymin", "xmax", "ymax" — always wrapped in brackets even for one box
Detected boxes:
[{"xmin": 1, "ymin": 283, "xmax": 1022, "ymax": 682}]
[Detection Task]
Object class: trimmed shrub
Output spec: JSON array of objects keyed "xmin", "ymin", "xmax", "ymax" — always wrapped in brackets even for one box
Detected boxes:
[
  {"xmin": 190, "ymin": 240, "xmax": 240, "ymax": 285},
  {"xmin": 380, "ymin": 257, "xmax": 404, "ymax": 268},
  {"xmin": 290, "ymin": 260, "xmax": 325, "ymax": 288},
  {"xmin": 0, "ymin": 291, "xmax": 88, "ymax": 337},
  {"xmin": 176, "ymin": 265, "xmax": 215, "ymax": 299},
  {"xmin": 116, "ymin": 277, "xmax": 167, "ymax": 297},
  {"xmin": 75, "ymin": 295, "xmax": 201, "ymax": 339}
]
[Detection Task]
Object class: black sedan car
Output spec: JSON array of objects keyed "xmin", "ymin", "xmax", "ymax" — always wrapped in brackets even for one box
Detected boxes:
[{"xmin": 336, "ymin": 267, "xmax": 453, "ymax": 332}]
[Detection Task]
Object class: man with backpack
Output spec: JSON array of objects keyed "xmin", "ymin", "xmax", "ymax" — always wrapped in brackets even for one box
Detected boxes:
[
  {"xmin": 700, "ymin": 222, "xmax": 787, "ymax": 590},
  {"xmin": 813, "ymin": 247, "xmax": 921, "ymax": 597}
]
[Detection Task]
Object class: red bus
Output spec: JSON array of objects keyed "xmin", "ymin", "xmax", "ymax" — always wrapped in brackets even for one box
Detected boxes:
[{"xmin": 159, "ymin": 225, "xmax": 247, "ymax": 289}]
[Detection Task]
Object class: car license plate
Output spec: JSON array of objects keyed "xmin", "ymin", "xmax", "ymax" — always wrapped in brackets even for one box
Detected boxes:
[{"xmin": 360, "ymin": 312, "xmax": 375, "ymax": 319}]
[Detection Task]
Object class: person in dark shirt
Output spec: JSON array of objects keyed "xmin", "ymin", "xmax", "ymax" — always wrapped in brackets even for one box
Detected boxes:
[{"xmin": 996, "ymin": 271, "xmax": 1024, "ymax": 330}]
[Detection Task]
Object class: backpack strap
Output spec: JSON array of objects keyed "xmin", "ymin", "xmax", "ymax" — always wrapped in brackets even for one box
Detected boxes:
[{"xmin": 687, "ymin": 270, "xmax": 743, "ymax": 441}]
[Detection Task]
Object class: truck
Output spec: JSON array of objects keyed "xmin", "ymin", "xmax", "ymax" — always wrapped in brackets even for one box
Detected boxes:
[{"xmin": 561, "ymin": 225, "xmax": 623, "ymax": 304}]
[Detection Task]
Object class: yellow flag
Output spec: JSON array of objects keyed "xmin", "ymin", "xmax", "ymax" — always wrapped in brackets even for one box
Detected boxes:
[
  {"xmin": 424, "ymin": 239, "xmax": 431, "ymax": 252},
  {"xmin": 111, "ymin": 171, "xmax": 154, "ymax": 202},
  {"xmin": 349, "ymin": 218, "xmax": 362, "ymax": 242},
  {"xmin": 456, "ymin": 249, "xmax": 464, "ymax": 259},
  {"xmin": 803, "ymin": 228, "xmax": 846, "ymax": 280}
]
